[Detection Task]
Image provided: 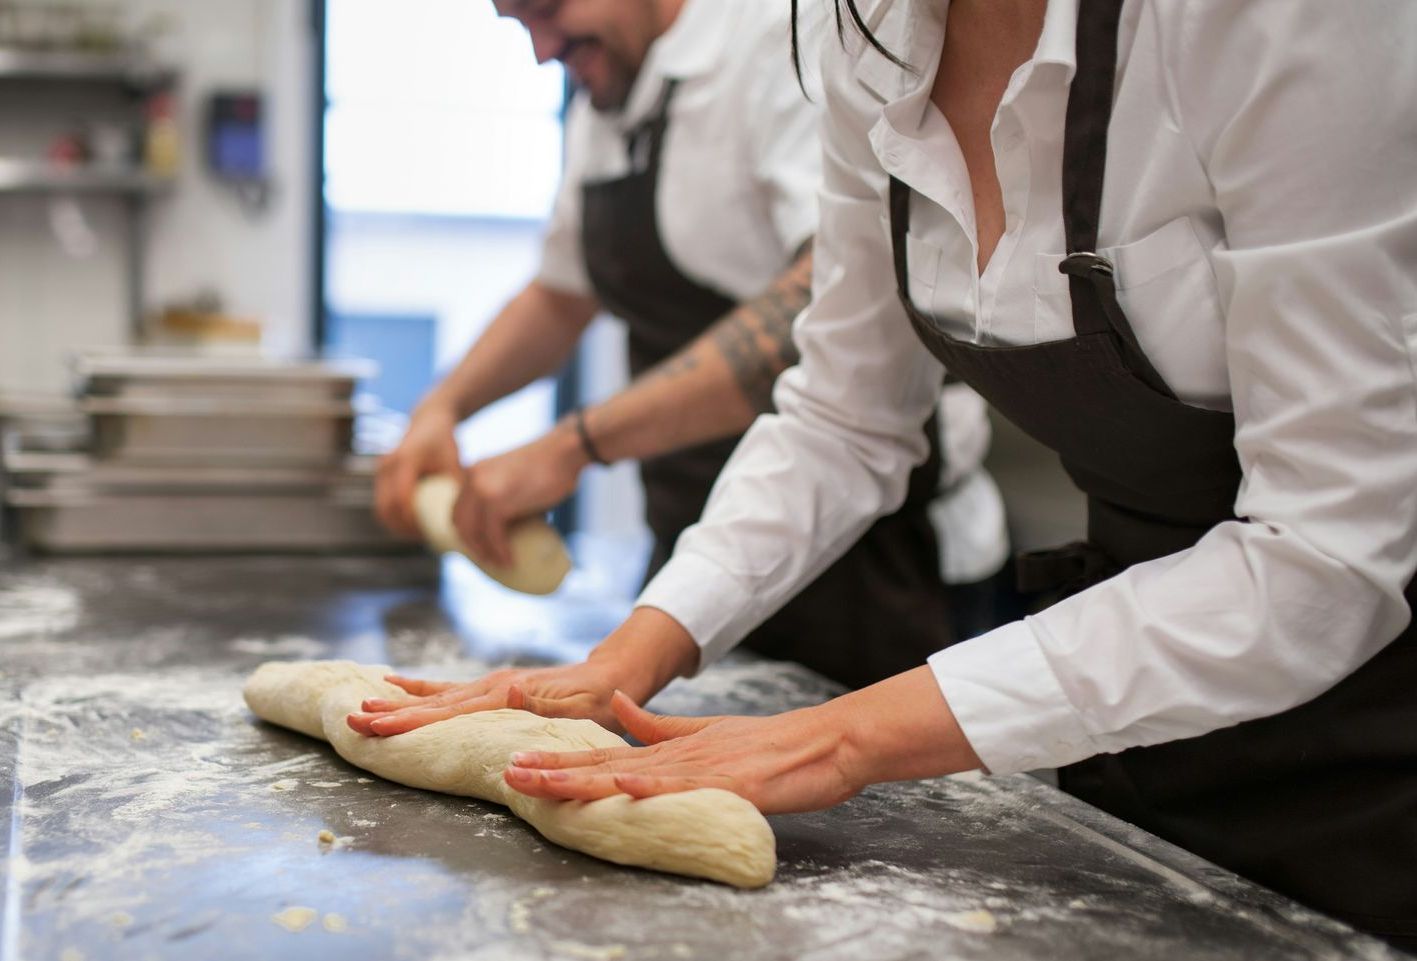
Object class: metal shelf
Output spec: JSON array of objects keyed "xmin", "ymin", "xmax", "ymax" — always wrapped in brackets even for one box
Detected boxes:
[
  {"xmin": 0, "ymin": 158, "xmax": 173, "ymax": 196},
  {"xmin": 0, "ymin": 47, "xmax": 175, "ymax": 87}
]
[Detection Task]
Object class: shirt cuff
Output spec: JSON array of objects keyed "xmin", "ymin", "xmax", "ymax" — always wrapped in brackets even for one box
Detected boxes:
[
  {"xmin": 927, "ymin": 618, "xmax": 1100, "ymax": 775},
  {"xmin": 634, "ymin": 550, "xmax": 760, "ymax": 673}
]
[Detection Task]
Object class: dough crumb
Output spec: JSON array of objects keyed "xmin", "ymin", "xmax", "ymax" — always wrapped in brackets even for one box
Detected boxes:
[
  {"xmin": 317, "ymin": 829, "xmax": 336, "ymax": 845},
  {"xmin": 270, "ymin": 779, "xmax": 299, "ymax": 792},
  {"xmin": 310, "ymin": 781, "xmax": 343, "ymax": 788},
  {"xmin": 531, "ymin": 886, "xmax": 555, "ymax": 897},
  {"xmin": 109, "ymin": 911, "xmax": 134, "ymax": 927},
  {"xmin": 356, "ymin": 777, "xmax": 373, "ymax": 783},
  {"xmin": 129, "ymin": 728, "xmax": 146, "ymax": 741},
  {"xmin": 942, "ymin": 909, "xmax": 998, "ymax": 934},
  {"xmin": 272, "ymin": 906, "xmax": 318, "ymax": 932},
  {"xmin": 549, "ymin": 940, "xmax": 627, "ymax": 960},
  {"xmin": 322, "ymin": 913, "xmax": 348, "ymax": 933}
]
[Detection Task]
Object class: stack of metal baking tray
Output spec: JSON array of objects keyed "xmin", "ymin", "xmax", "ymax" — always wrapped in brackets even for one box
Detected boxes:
[{"xmin": 2, "ymin": 352, "xmax": 411, "ymax": 554}]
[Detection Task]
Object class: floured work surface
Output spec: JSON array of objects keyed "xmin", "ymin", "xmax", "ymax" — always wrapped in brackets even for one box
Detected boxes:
[{"xmin": 1, "ymin": 555, "xmax": 1405, "ymax": 961}]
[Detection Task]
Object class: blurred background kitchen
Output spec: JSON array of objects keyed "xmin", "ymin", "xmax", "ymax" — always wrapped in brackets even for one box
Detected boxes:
[
  {"xmin": 0, "ymin": 0, "xmax": 659, "ymax": 595},
  {"xmin": 0, "ymin": 0, "xmax": 1079, "ymax": 605}
]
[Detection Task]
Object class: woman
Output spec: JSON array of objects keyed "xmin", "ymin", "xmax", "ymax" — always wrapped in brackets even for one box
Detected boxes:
[{"xmin": 368, "ymin": 0, "xmax": 1417, "ymax": 946}]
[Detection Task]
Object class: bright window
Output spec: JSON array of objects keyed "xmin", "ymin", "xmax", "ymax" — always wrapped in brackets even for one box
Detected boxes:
[{"xmin": 324, "ymin": 0, "xmax": 564, "ymax": 219}]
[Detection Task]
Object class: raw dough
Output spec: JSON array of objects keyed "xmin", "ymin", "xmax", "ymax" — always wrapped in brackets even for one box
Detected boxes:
[
  {"xmin": 243, "ymin": 660, "xmax": 776, "ymax": 888},
  {"xmin": 413, "ymin": 474, "xmax": 572, "ymax": 595},
  {"xmin": 271, "ymin": 906, "xmax": 318, "ymax": 933}
]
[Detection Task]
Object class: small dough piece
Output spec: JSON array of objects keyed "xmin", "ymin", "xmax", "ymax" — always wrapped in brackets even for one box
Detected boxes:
[
  {"xmin": 413, "ymin": 474, "xmax": 571, "ymax": 595},
  {"xmin": 272, "ymin": 906, "xmax": 318, "ymax": 933},
  {"xmin": 243, "ymin": 660, "xmax": 775, "ymax": 888},
  {"xmin": 317, "ymin": 829, "xmax": 336, "ymax": 844}
]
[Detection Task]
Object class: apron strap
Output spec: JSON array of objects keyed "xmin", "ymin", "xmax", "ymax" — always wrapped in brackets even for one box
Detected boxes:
[
  {"xmin": 1060, "ymin": 0, "xmax": 1177, "ymax": 399},
  {"xmin": 626, "ymin": 79, "xmax": 679, "ymax": 176}
]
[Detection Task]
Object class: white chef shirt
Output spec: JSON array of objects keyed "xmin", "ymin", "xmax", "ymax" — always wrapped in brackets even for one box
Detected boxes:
[
  {"xmin": 535, "ymin": 0, "xmax": 821, "ymax": 302},
  {"xmin": 638, "ymin": 0, "xmax": 1417, "ymax": 775},
  {"xmin": 535, "ymin": 0, "xmax": 1010, "ymax": 586}
]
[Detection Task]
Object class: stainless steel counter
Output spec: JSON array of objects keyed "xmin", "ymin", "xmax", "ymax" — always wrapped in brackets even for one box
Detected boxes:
[{"xmin": 0, "ymin": 556, "xmax": 1404, "ymax": 961}]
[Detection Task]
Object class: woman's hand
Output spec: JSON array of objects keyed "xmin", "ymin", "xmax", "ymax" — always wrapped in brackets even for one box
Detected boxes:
[
  {"xmin": 504, "ymin": 692, "xmax": 864, "ymax": 814},
  {"xmin": 346, "ymin": 607, "xmax": 701, "ymax": 738},
  {"xmin": 502, "ymin": 666, "xmax": 986, "ymax": 812},
  {"xmin": 346, "ymin": 661, "xmax": 631, "ymax": 736}
]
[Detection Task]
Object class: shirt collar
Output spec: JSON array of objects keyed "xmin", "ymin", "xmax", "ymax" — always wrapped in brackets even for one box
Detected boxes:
[{"xmin": 615, "ymin": 0, "xmax": 728, "ymax": 129}]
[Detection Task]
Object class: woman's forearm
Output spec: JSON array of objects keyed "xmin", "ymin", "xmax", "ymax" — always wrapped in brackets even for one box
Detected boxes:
[{"xmin": 829, "ymin": 665, "xmax": 986, "ymax": 788}]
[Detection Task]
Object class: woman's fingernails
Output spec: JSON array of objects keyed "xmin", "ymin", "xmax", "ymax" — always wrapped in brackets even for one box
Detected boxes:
[
  {"xmin": 510, "ymin": 752, "xmax": 534, "ymax": 765},
  {"xmin": 505, "ymin": 766, "xmax": 533, "ymax": 783}
]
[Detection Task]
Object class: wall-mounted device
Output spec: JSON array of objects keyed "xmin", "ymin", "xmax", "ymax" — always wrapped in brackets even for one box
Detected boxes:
[{"xmin": 204, "ymin": 90, "xmax": 271, "ymax": 213}]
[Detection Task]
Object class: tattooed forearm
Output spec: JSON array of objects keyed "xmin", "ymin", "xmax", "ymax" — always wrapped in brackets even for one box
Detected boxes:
[{"xmin": 712, "ymin": 242, "xmax": 813, "ymax": 413}]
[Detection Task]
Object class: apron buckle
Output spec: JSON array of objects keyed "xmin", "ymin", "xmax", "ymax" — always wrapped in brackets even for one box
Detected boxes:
[{"xmin": 1059, "ymin": 252, "xmax": 1115, "ymax": 278}]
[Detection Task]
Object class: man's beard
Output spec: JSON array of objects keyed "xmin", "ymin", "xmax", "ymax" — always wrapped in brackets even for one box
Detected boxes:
[{"xmin": 563, "ymin": 37, "xmax": 638, "ymax": 112}]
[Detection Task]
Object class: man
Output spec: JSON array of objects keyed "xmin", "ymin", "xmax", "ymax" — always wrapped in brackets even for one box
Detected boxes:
[{"xmin": 373, "ymin": 0, "xmax": 1006, "ymax": 691}]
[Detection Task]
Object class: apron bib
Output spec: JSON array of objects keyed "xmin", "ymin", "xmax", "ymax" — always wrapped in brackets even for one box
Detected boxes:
[
  {"xmin": 581, "ymin": 82, "xmax": 954, "ymax": 688},
  {"xmin": 890, "ymin": 0, "xmax": 1417, "ymax": 945}
]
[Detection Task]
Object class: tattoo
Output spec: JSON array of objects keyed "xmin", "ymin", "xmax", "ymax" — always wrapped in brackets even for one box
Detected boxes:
[
  {"xmin": 647, "ymin": 351, "xmax": 700, "ymax": 382},
  {"xmin": 712, "ymin": 242, "xmax": 813, "ymax": 413}
]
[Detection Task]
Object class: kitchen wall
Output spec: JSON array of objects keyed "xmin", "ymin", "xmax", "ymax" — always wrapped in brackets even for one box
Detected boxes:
[{"xmin": 0, "ymin": 0, "xmax": 316, "ymax": 397}]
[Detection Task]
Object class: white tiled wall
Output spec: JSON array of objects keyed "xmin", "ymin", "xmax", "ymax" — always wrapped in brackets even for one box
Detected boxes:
[{"xmin": 0, "ymin": 0, "xmax": 316, "ymax": 396}]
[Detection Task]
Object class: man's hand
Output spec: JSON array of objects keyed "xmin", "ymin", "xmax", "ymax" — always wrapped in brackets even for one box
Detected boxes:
[
  {"xmin": 451, "ymin": 420, "xmax": 589, "ymax": 568},
  {"xmin": 375, "ymin": 399, "xmax": 463, "ymax": 539}
]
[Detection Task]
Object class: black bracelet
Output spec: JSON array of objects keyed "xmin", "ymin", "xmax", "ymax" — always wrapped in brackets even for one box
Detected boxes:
[{"xmin": 574, "ymin": 408, "xmax": 609, "ymax": 466}]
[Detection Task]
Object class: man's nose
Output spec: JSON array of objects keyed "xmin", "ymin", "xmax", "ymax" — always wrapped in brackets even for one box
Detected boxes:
[{"xmin": 526, "ymin": 23, "xmax": 565, "ymax": 65}]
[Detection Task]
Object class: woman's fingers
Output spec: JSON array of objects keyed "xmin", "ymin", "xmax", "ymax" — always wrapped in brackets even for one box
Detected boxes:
[
  {"xmin": 385, "ymin": 675, "xmax": 459, "ymax": 697},
  {"xmin": 612, "ymin": 772, "xmax": 733, "ymax": 799},
  {"xmin": 503, "ymin": 763, "xmax": 733, "ymax": 802},
  {"xmin": 366, "ymin": 704, "xmax": 469, "ymax": 736},
  {"xmin": 349, "ymin": 692, "xmax": 504, "ymax": 737},
  {"xmin": 611, "ymin": 691, "xmax": 718, "ymax": 745},
  {"xmin": 510, "ymin": 745, "xmax": 637, "ymax": 770},
  {"xmin": 503, "ymin": 766, "xmax": 625, "ymax": 802}
]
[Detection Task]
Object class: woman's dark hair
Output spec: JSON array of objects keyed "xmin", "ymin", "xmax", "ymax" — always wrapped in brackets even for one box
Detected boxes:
[{"xmin": 790, "ymin": 0, "xmax": 909, "ymax": 91}]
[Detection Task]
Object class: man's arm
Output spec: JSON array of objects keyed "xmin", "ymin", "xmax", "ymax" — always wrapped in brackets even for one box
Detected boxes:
[
  {"xmin": 424, "ymin": 280, "xmax": 600, "ymax": 422},
  {"xmin": 582, "ymin": 239, "xmax": 814, "ymax": 461},
  {"xmin": 374, "ymin": 279, "xmax": 598, "ymax": 538},
  {"xmin": 452, "ymin": 242, "xmax": 815, "ymax": 565}
]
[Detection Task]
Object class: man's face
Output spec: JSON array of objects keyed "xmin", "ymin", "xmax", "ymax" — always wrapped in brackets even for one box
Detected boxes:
[{"xmin": 493, "ymin": 0, "xmax": 661, "ymax": 111}]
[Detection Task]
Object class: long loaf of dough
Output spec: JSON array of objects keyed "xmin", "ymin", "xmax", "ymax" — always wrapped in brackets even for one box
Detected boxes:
[{"xmin": 242, "ymin": 660, "xmax": 776, "ymax": 888}]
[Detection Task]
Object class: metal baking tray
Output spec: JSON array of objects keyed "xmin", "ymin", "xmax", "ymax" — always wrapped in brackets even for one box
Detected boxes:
[
  {"xmin": 73, "ymin": 351, "xmax": 377, "ymax": 407},
  {"xmin": 4, "ymin": 486, "xmax": 408, "ymax": 554},
  {"xmin": 3, "ymin": 450, "xmax": 380, "ymax": 494},
  {"xmin": 82, "ymin": 396, "xmax": 355, "ymax": 465}
]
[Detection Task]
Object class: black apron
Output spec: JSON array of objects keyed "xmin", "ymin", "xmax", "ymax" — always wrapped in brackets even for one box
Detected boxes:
[
  {"xmin": 889, "ymin": 1, "xmax": 1417, "ymax": 948},
  {"xmin": 581, "ymin": 81, "xmax": 954, "ymax": 690}
]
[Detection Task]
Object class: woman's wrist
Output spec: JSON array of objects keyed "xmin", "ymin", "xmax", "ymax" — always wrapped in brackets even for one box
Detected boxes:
[
  {"xmin": 588, "ymin": 607, "xmax": 702, "ymax": 704},
  {"xmin": 824, "ymin": 666, "xmax": 986, "ymax": 792}
]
